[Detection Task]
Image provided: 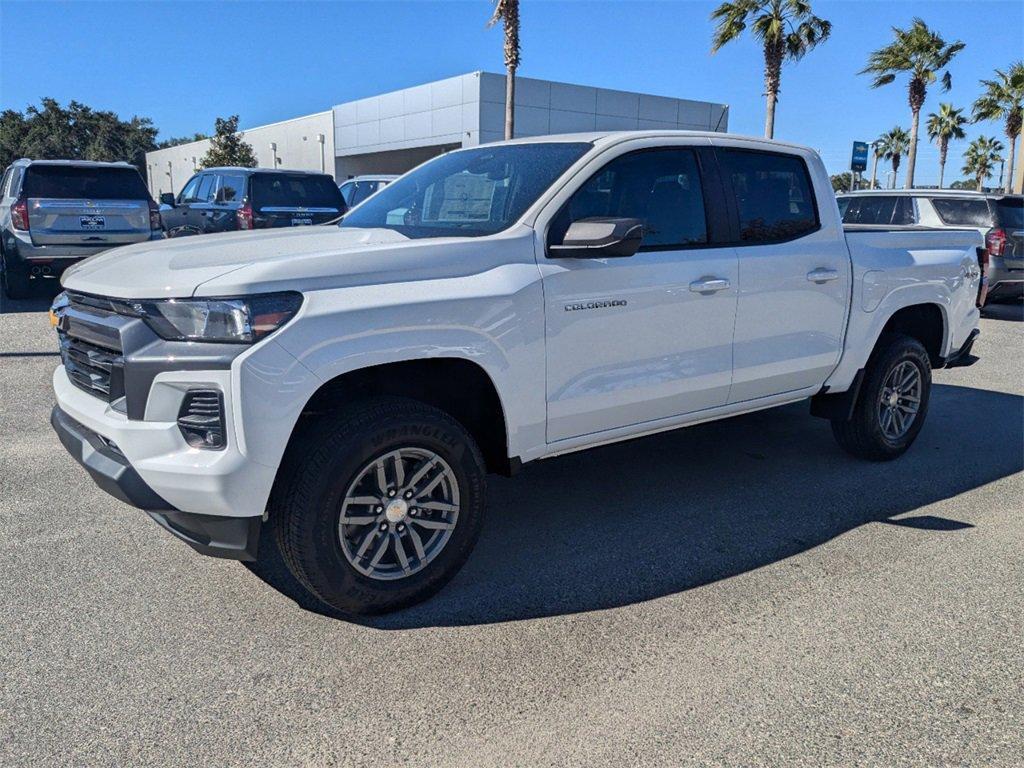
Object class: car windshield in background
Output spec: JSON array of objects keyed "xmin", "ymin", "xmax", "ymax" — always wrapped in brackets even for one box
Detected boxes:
[
  {"xmin": 251, "ymin": 174, "xmax": 343, "ymax": 208},
  {"xmin": 994, "ymin": 197, "xmax": 1023, "ymax": 228},
  {"xmin": 23, "ymin": 165, "xmax": 149, "ymax": 200},
  {"xmin": 931, "ymin": 198, "xmax": 993, "ymax": 227},
  {"xmin": 340, "ymin": 142, "xmax": 592, "ymax": 238}
]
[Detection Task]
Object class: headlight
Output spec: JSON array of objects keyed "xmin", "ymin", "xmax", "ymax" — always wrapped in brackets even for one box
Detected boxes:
[{"xmin": 133, "ymin": 292, "xmax": 303, "ymax": 343}]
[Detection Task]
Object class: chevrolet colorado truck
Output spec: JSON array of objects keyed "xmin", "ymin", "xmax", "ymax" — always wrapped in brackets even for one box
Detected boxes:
[{"xmin": 50, "ymin": 132, "xmax": 982, "ymax": 614}]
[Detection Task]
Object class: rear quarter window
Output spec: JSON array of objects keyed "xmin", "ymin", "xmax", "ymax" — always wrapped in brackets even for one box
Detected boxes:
[
  {"xmin": 251, "ymin": 174, "xmax": 344, "ymax": 209},
  {"xmin": 718, "ymin": 149, "xmax": 819, "ymax": 243},
  {"xmin": 23, "ymin": 165, "xmax": 150, "ymax": 200},
  {"xmin": 930, "ymin": 198, "xmax": 993, "ymax": 226}
]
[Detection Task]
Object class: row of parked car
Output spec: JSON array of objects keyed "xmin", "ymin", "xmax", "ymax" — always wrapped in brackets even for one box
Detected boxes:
[{"xmin": 0, "ymin": 158, "xmax": 396, "ymax": 298}]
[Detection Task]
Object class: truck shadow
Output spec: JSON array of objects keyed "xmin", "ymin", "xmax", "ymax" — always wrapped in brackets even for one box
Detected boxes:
[{"xmin": 247, "ymin": 382, "xmax": 1023, "ymax": 627}]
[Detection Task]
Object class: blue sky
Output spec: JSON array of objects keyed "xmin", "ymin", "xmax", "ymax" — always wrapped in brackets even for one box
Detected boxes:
[{"xmin": 1, "ymin": 0, "xmax": 1021, "ymax": 185}]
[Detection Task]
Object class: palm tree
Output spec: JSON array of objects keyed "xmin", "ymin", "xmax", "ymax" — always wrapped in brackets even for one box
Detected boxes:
[
  {"xmin": 926, "ymin": 103, "xmax": 967, "ymax": 188},
  {"xmin": 710, "ymin": 0, "xmax": 831, "ymax": 139},
  {"xmin": 868, "ymin": 140, "xmax": 885, "ymax": 189},
  {"xmin": 971, "ymin": 61, "xmax": 1024, "ymax": 193},
  {"xmin": 488, "ymin": 0, "xmax": 521, "ymax": 141},
  {"xmin": 878, "ymin": 127, "xmax": 910, "ymax": 188},
  {"xmin": 962, "ymin": 136, "xmax": 1004, "ymax": 191},
  {"xmin": 860, "ymin": 18, "xmax": 965, "ymax": 189}
]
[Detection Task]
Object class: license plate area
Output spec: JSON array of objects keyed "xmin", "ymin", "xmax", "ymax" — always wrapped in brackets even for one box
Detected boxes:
[
  {"xmin": 80, "ymin": 215, "xmax": 106, "ymax": 230},
  {"xmin": 291, "ymin": 217, "xmax": 313, "ymax": 226}
]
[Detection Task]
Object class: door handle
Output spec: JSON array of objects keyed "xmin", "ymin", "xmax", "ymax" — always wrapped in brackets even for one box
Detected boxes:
[
  {"xmin": 807, "ymin": 268, "xmax": 839, "ymax": 283},
  {"xmin": 689, "ymin": 277, "xmax": 730, "ymax": 294}
]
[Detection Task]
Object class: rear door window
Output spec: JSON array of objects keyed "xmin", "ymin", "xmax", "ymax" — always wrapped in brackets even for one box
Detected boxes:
[
  {"xmin": 930, "ymin": 198, "xmax": 993, "ymax": 226},
  {"xmin": 217, "ymin": 174, "xmax": 247, "ymax": 203},
  {"xmin": 23, "ymin": 165, "xmax": 149, "ymax": 200},
  {"xmin": 717, "ymin": 149, "xmax": 819, "ymax": 242},
  {"xmin": 251, "ymin": 173, "xmax": 344, "ymax": 208},
  {"xmin": 893, "ymin": 196, "xmax": 917, "ymax": 225},
  {"xmin": 548, "ymin": 148, "xmax": 708, "ymax": 249}
]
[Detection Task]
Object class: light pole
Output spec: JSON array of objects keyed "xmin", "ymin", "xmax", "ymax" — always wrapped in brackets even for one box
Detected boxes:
[
  {"xmin": 317, "ymin": 133, "xmax": 325, "ymax": 173},
  {"xmin": 269, "ymin": 142, "xmax": 279, "ymax": 167},
  {"xmin": 166, "ymin": 161, "xmax": 173, "ymax": 193}
]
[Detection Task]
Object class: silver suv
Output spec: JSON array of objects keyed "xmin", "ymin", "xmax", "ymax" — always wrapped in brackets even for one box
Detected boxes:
[
  {"xmin": 836, "ymin": 190, "xmax": 1023, "ymax": 302},
  {"xmin": 0, "ymin": 159, "xmax": 161, "ymax": 298}
]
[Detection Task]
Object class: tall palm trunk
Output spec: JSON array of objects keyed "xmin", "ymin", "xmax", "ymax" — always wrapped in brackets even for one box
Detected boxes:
[
  {"xmin": 491, "ymin": 0, "xmax": 520, "ymax": 142},
  {"xmin": 763, "ymin": 39, "xmax": 783, "ymax": 139},
  {"xmin": 891, "ymin": 157, "xmax": 900, "ymax": 189},
  {"xmin": 905, "ymin": 77, "xmax": 926, "ymax": 189},
  {"xmin": 869, "ymin": 151, "xmax": 879, "ymax": 189},
  {"xmin": 1005, "ymin": 111, "xmax": 1021, "ymax": 193},
  {"xmin": 504, "ymin": 68, "xmax": 516, "ymax": 141},
  {"xmin": 937, "ymin": 139, "xmax": 947, "ymax": 189}
]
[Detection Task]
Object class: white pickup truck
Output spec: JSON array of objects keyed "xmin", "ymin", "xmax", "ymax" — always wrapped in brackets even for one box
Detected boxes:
[{"xmin": 50, "ymin": 131, "xmax": 982, "ymax": 614}]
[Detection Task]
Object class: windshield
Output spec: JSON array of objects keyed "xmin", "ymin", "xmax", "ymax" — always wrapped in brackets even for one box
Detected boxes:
[{"xmin": 340, "ymin": 142, "xmax": 591, "ymax": 238}]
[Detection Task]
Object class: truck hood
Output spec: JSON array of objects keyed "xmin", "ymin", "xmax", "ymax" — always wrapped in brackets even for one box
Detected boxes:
[
  {"xmin": 60, "ymin": 226, "xmax": 415, "ymax": 298},
  {"xmin": 62, "ymin": 223, "xmax": 537, "ymax": 299}
]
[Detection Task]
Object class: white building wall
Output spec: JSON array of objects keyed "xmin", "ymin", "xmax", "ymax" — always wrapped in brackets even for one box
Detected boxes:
[
  {"xmin": 331, "ymin": 71, "xmax": 729, "ymax": 163},
  {"xmin": 144, "ymin": 111, "xmax": 335, "ymax": 197}
]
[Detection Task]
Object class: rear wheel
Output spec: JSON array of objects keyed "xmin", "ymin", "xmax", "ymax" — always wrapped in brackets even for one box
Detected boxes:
[
  {"xmin": 273, "ymin": 397, "xmax": 487, "ymax": 615},
  {"xmin": 831, "ymin": 334, "xmax": 931, "ymax": 461}
]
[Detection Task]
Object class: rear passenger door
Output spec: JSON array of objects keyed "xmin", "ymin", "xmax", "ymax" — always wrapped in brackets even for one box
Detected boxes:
[
  {"xmin": 715, "ymin": 146, "xmax": 850, "ymax": 403},
  {"xmin": 206, "ymin": 172, "xmax": 246, "ymax": 233},
  {"xmin": 541, "ymin": 143, "xmax": 739, "ymax": 442}
]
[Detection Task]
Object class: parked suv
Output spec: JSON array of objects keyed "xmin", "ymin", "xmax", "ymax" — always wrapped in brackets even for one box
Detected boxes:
[
  {"xmin": 837, "ymin": 190, "xmax": 1023, "ymax": 301},
  {"xmin": 338, "ymin": 175, "xmax": 398, "ymax": 208},
  {"xmin": 0, "ymin": 159, "xmax": 160, "ymax": 298},
  {"xmin": 159, "ymin": 167, "xmax": 346, "ymax": 237}
]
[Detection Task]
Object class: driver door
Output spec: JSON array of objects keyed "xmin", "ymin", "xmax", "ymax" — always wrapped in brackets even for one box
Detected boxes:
[{"xmin": 541, "ymin": 145, "xmax": 738, "ymax": 443}]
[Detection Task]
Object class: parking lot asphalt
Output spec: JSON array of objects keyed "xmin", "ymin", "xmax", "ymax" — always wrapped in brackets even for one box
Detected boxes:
[{"xmin": 1, "ymin": 289, "xmax": 1021, "ymax": 768}]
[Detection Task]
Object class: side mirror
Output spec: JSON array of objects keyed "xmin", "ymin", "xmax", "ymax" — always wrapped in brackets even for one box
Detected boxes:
[
  {"xmin": 548, "ymin": 217, "xmax": 644, "ymax": 259},
  {"xmin": 159, "ymin": 192, "xmax": 176, "ymax": 207}
]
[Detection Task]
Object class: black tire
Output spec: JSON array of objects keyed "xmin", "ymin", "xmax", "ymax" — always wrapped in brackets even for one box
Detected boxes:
[
  {"xmin": 1, "ymin": 255, "xmax": 32, "ymax": 299},
  {"xmin": 831, "ymin": 333, "xmax": 932, "ymax": 461},
  {"xmin": 272, "ymin": 396, "xmax": 487, "ymax": 615}
]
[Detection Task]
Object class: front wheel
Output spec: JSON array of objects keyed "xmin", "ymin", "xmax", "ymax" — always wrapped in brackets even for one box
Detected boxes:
[
  {"xmin": 831, "ymin": 334, "xmax": 932, "ymax": 461},
  {"xmin": 273, "ymin": 397, "xmax": 487, "ymax": 615}
]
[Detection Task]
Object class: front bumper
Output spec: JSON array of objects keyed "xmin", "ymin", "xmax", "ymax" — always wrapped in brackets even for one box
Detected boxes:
[{"xmin": 50, "ymin": 404, "xmax": 261, "ymax": 560}]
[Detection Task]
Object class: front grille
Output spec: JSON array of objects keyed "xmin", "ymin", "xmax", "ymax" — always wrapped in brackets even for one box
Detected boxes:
[
  {"xmin": 59, "ymin": 333, "xmax": 122, "ymax": 400},
  {"xmin": 66, "ymin": 291, "xmax": 136, "ymax": 317}
]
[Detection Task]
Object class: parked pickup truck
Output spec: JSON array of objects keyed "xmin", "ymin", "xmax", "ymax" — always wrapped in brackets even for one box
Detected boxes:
[{"xmin": 50, "ymin": 132, "xmax": 982, "ymax": 614}]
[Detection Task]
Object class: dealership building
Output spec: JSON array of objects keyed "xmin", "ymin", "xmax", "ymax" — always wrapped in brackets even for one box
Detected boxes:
[{"xmin": 144, "ymin": 71, "xmax": 729, "ymax": 197}]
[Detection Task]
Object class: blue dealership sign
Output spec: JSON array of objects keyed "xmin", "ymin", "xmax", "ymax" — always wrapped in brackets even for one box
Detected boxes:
[{"xmin": 851, "ymin": 141, "xmax": 869, "ymax": 172}]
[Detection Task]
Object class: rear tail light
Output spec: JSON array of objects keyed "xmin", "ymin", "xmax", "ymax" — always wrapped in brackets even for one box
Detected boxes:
[
  {"xmin": 237, "ymin": 204, "xmax": 254, "ymax": 230},
  {"xmin": 11, "ymin": 198, "xmax": 29, "ymax": 231},
  {"xmin": 986, "ymin": 228, "xmax": 1006, "ymax": 257},
  {"xmin": 149, "ymin": 201, "xmax": 162, "ymax": 231}
]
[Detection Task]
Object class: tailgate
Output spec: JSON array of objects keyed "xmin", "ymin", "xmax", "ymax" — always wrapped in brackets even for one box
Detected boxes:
[
  {"xmin": 256, "ymin": 206, "xmax": 341, "ymax": 228},
  {"xmin": 27, "ymin": 198, "xmax": 151, "ymax": 246}
]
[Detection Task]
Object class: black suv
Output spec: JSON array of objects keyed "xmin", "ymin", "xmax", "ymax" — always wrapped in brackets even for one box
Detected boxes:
[{"xmin": 159, "ymin": 167, "xmax": 346, "ymax": 237}]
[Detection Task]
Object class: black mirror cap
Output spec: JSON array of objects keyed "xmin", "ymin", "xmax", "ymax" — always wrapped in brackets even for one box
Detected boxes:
[
  {"xmin": 159, "ymin": 192, "xmax": 176, "ymax": 207},
  {"xmin": 549, "ymin": 217, "xmax": 644, "ymax": 259}
]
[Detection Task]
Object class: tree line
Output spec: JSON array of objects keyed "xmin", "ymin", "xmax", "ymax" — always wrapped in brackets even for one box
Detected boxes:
[{"xmin": 0, "ymin": 100, "xmax": 255, "ymax": 174}]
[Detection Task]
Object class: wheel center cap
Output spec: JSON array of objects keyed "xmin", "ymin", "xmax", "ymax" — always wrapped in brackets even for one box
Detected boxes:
[
  {"xmin": 888, "ymin": 391, "xmax": 900, "ymax": 407},
  {"xmin": 384, "ymin": 499, "xmax": 409, "ymax": 523}
]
